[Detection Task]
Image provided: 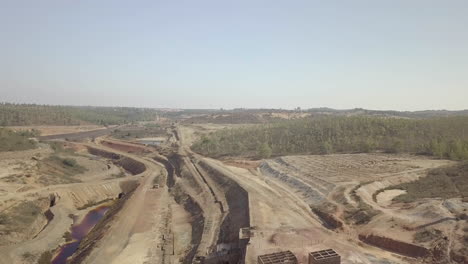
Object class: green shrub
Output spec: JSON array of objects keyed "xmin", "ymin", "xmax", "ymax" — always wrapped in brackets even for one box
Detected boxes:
[
  {"xmin": 36, "ymin": 251, "xmax": 52, "ymax": 264},
  {"xmin": 62, "ymin": 158, "xmax": 77, "ymax": 167}
]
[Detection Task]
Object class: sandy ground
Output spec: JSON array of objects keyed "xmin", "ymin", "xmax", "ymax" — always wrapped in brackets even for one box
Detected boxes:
[{"xmin": 376, "ymin": 189, "xmax": 407, "ymax": 207}]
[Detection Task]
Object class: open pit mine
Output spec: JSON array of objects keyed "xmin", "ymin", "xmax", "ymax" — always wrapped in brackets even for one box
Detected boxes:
[{"xmin": 0, "ymin": 123, "xmax": 465, "ymax": 264}]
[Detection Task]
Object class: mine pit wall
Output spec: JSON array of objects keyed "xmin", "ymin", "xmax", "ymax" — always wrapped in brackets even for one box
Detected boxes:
[
  {"xmin": 114, "ymin": 157, "xmax": 146, "ymax": 175},
  {"xmin": 86, "ymin": 146, "xmax": 146, "ymax": 175},
  {"xmin": 101, "ymin": 140, "xmax": 149, "ymax": 154},
  {"xmin": 358, "ymin": 234, "xmax": 430, "ymax": 258},
  {"xmin": 153, "ymin": 155, "xmax": 175, "ymax": 188},
  {"xmin": 67, "ymin": 180, "xmax": 139, "ymax": 264},
  {"xmin": 86, "ymin": 146, "xmax": 120, "ymax": 160},
  {"xmin": 198, "ymin": 160, "xmax": 250, "ymax": 264},
  {"xmin": 64, "ymin": 181, "xmax": 125, "ymax": 209}
]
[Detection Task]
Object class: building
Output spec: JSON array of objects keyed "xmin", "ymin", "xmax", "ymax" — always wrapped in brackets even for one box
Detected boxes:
[
  {"xmin": 257, "ymin": 250, "xmax": 298, "ymax": 264},
  {"xmin": 308, "ymin": 249, "xmax": 340, "ymax": 264}
]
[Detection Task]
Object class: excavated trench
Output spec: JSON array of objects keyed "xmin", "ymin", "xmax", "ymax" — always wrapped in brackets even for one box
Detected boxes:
[
  {"xmin": 197, "ymin": 160, "xmax": 250, "ymax": 264},
  {"xmin": 152, "ymin": 155, "xmax": 176, "ymax": 188},
  {"xmin": 171, "ymin": 184, "xmax": 205, "ymax": 264},
  {"xmin": 154, "ymin": 153, "xmax": 205, "ymax": 263}
]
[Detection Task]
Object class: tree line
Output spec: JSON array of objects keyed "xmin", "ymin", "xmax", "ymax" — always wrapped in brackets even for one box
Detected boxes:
[
  {"xmin": 0, "ymin": 103, "xmax": 161, "ymax": 126},
  {"xmin": 192, "ymin": 116, "xmax": 468, "ymax": 160}
]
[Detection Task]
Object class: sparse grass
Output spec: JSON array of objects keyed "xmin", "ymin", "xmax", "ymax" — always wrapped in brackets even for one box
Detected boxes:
[
  {"xmin": 0, "ymin": 199, "xmax": 47, "ymax": 236},
  {"xmin": 47, "ymin": 141, "xmax": 76, "ymax": 154},
  {"xmin": 152, "ymin": 174, "xmax": 161, "ymax": 185},
  {"xmin": 63, "ymin": 231, "xmax": 73, "ymax": 242},
  {"xmin": 36, "ymin": 251, "xmax": 52, "ymax": 264},
  {"xmin": 413, "ymin": 229, "xmax": 442, "ymax": 243},
  {"xmin": 0, "ymin": 213, "xmax": 9, "ymax": 225},
  {"xmin": 111, "ymin": 171, "xmax": 126, "ymax": 178},
  {"xmin": 111, "ymin": 126, "xmax": 166, "ymax": 139},
  {"xmin": 0, "ymin": 128, "xmax": 37, "ymax": 152},
  {"xmin": 22, "ymin": 251, "xmax": 34, "ymax": 260},
  {"xmin": 344, "ymin": 201, "xmax": 380, "ymax": 225},
  {"xmin": 389, "ymin": 163, "xmax": 468, "ymax": 203},
  {"xmin": 37, "ymin": 155, "xmax": 87, "ymax": 185}
]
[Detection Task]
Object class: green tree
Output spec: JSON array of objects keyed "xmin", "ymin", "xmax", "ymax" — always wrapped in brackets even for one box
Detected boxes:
[{"xmin": 257, "ymin": 142, "xmax": 272, "ymax": 159}]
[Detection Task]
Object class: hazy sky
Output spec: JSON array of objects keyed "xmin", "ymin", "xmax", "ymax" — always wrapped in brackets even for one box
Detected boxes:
[{"xmin": 1, "ymin": 0, "xmax": 467, "ymax": 110}]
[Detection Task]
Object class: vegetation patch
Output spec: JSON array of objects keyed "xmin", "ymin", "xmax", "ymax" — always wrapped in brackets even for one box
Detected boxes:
[
  {"xmin": 36, "ymin": 251, "xmax": 52, "ymax": 264},
  {"xmin": 111, "ymin": 125, "xmax": 166, "ymax": 139},
  {"xmin": 192, "ymin": 116, "xmax": 468, "ymax": 160},
  {"xmin": 0, "ymin": 103, "xmax": 161, "ymax": 126},
  {"xmin": 0, "ymin": 128, "xmax": 37, "ymax": 152},
  {"xmin": 0, "ymin": 199, "xmax": 47, "ymax": 238},
  {"xmin": 389, "ymin": 163, "xmax": 468, "ymax": 203},
  {"xmin": 344, "ymin": 201, "xmax": 380, "ymax": 225},
  {"xmin": 37, "ymin": 155, "xmax": 87, "ymax": 185},
  {"xmin": 413, "ymin": 229, "xmax": 442, "ymax": 243}
]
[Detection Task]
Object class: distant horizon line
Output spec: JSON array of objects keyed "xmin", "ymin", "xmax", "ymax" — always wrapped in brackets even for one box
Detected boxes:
[{"xmin": 1, "ymin": 101, "xmax": 467, "ymax": 113}]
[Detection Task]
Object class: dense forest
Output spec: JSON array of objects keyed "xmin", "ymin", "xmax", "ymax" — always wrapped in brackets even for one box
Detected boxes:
[
  {"xmin": 0, "ymin": 128, "xmax": 38, "ymax": 152},
  {"xmin": 192, "ymin": 116, "xmax": 468, "ymax": 160},
  {"xmin": 0, "ymin": 103, "xmax": 161, "ymax": 126}
]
